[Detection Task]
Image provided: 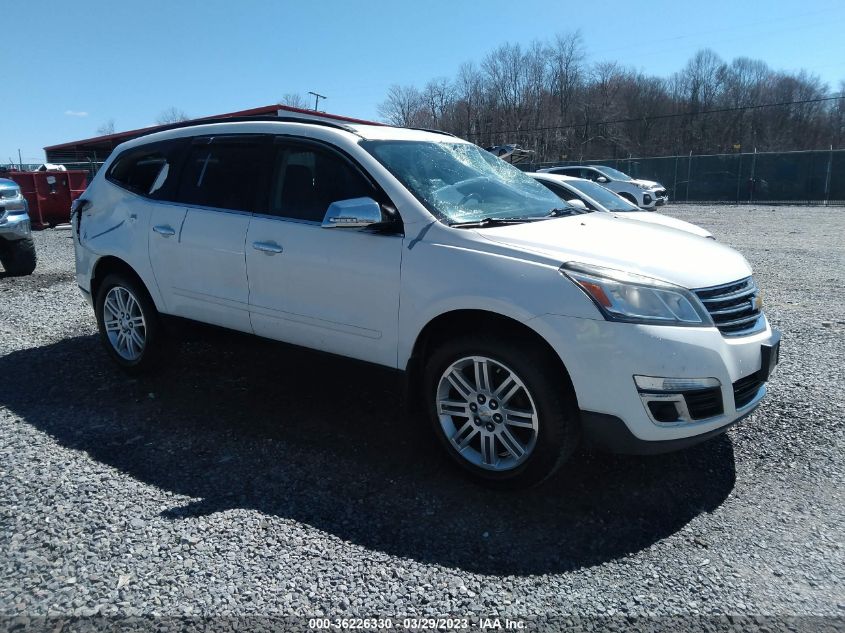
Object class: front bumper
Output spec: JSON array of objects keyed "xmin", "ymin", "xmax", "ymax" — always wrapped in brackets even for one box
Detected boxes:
[
  {"xmin": 580, "ymin": 405, "xmax": 756, "ymax": 454},
  {"xmin": 641, "ymin": 190, "xmax": 668, "ymax": 208},
  {"xmin": 638, "ymin": 192, "xmax": 657, "ymax": 209},
  {"xmin": 528, "ymin": 312, "xmax": 780, "ymax": 447},
  {"xmin": 0, "ymin": 209, "xmax": 32, "ymax": 240}
]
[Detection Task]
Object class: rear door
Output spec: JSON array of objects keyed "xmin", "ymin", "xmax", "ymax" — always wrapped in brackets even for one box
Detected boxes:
[
  {"xmin": 148, "ymin": 135, "xmax": 270, "ymax": 332},
  {"xmin": 245, "ymin": 138, "xmax": 403, "ymax": 367}
]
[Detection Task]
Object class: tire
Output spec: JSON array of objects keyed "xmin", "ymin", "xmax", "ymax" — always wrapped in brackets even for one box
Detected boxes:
[
  {"xmin": 94, "ymin": 272, "xmax": 165, "ymax": 374},
  {"xmin": 423, "ymin": 332, "xmax": 580, "ymax": 489},
  {"xmin": 0, "ymin": 237, "xmax": 37, "ymax": 276}
]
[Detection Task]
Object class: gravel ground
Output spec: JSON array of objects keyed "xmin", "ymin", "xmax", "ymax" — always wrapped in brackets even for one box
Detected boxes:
[{"xmin": 0, "ymin": 207, "xmax": 843, "ymax": 624}]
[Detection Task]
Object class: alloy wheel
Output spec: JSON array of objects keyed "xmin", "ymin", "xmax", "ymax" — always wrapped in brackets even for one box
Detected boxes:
[
  {"xmin": 435, "ymin": 355, "xmax": 539, "ymax": 471},
  {"xmin": 103, "ymin": 286, "xmax": 147, "ymax": 361}
]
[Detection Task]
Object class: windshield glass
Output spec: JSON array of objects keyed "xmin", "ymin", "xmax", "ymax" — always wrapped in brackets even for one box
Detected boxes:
[
  {"xmin": 363, "ymin": 140, "xmax": 568, "ymax": 224},
  {"xmin": 567, "ymin": 179, "xmax": 639, "ymax": 212},
  {"xmin": 597, "ymin": 166, "xmax": 632, "ymax": 181}
]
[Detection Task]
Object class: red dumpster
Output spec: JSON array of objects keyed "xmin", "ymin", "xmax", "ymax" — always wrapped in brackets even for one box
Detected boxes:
[{"xmin": 6, "ymin": 170, "xmax": 87, "ymax": 229}]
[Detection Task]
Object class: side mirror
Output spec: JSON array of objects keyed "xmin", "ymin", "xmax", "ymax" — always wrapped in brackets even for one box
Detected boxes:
[
  {"xmin": 567, "ymin": 198, "xmax": 588, "ymax": 211},
  {"xmin": 596, "ymin": 176, "xmax": 609, "ymax": 184},
  {"xmin": 321, "ymin": 197, "xmax": 382, "ymax": 229}
]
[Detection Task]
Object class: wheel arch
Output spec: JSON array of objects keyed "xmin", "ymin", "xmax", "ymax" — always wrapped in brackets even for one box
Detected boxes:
[
  {"xmin": 90, "ymin": 256, "xmax": 160, "ymax": 310},
  {"xmin": 404, "ymin": 309, "xmax": 579, "ymax": 409}
]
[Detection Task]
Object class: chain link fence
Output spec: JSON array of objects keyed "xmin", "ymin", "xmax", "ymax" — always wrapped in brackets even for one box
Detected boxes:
[
  {"xmin": 5, "ymin": 150, "xmax": 844, "ymax": 205},
  {"xmin": 524, "ymin": 149, "xmax": 845, "ymax": 205}
]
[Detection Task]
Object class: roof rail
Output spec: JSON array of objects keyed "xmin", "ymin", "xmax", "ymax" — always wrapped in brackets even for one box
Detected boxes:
[
  {"xmin": 404, "ymin": 127, "xmax": 458, "ymax": 138},
  {"xmin": 141, "ymin": 114, "xmax": 360, "ymax": 137}
]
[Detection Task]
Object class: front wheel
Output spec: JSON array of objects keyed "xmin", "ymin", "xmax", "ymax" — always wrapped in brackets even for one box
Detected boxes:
[
  {"xmin": 423, "ymin": 334, "xmax": 580, "ymax": 488},
  {"xmin": 0, "ymin": 237, "xmax": 37, "ymax": 276},
  {"xmin": 95, "ymin": 273, "xmax": 164, "ymax": 374}
]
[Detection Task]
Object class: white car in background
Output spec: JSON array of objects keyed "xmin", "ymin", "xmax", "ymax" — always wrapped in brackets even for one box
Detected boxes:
[
  {"xmin": 537, "ymin": 165, "xmax": 668, "ymax": 209},
  {"xmin": 530, "ymin": 172, "xmax": 713, "ymax": 239}
]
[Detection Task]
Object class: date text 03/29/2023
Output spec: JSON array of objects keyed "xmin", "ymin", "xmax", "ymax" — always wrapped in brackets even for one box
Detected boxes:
[{"xmin": 308, "ymin": 617, "xmax": 527, "ymax": 630}]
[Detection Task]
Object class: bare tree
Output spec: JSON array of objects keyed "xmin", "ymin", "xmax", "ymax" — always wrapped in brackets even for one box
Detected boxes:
[
  {"xmin": 377, "ymin": 85, "xmax": 426, "ymax": 126},
  {"xmin": 279, "ymin": 93, "xmax": 307, "ymax": 109},
  {"xmin": 375, "ymin": 34, "xmax": 845, "ymax": 160},
  {"xmin": 96, "ymin": 119, "xmax": 115, "ymax": 136},
  {"xmin": 421, "ymin": 78, "xmax": 455, "ymax": 126},
  {"xmin": 156, "ymin": 107, "xmax": 190, "ymax": 125},
  {"xmin": 454, "ymin": 62, "xmax": 484, "ymax": 138}
]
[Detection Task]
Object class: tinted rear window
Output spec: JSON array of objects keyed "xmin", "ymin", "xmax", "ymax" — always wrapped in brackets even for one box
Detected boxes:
[{"xmin": 174, "ymin": 138, "xmax": 267, "ymax": 211}]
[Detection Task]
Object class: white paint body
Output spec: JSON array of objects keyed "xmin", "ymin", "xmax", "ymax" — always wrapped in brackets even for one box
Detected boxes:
[{"xmin": 73, "ymin": 121, "xmax": 777, "ymax": 446}]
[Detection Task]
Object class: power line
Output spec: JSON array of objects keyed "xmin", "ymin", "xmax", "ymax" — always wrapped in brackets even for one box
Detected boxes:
[{"xmin": 464, "ymin": 94, "xmax": 845, "ymax": 138}]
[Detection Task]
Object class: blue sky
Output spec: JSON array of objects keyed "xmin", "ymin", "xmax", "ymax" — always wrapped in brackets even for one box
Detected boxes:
[{"xmin": 3, "ymin": 0, "xmax": 844, "ymax": 162}]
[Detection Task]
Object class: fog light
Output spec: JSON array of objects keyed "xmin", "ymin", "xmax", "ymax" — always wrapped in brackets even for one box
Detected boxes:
[
  {"xmin": 635, "ymin": 376, "xmax": 724, "ymax": 425},
  {"xmin": 634, "ymin": 376, "xmax": 720, "ymax": 392}
]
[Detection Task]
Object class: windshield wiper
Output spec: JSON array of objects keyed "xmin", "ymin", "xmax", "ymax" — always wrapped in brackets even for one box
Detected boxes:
[
  {"xmin": 547, "ymin": 207, "xmax": 585, "ymax": 217},
  {"xmin": 449, "ymin": 217, "xmax": 536, "ymax": 228}
]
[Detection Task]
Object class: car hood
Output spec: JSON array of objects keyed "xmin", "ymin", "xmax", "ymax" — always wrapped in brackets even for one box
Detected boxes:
[
  {"xmin": 617, "ymin": 211, "xmax": 712, "ymax": 238},
  {"xmin": 475, "ymin": 213, "xmax": 750, "ymax": 289},
  {"xmin": 631, "ymin": 178, "xmax": 662, "ymax": 189}
]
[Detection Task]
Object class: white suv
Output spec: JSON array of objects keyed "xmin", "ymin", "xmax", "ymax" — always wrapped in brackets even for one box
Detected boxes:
[
  {"xmin": 537, "ymin": 165, "xmax": 668, "ymax": 209},
  {"xmin": 72, "ymin": 117, "xmax": 780, "ymax": 488}
]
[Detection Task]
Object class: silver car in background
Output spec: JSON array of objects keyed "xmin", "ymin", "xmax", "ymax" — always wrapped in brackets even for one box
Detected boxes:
[
  {"xmin": 537, "ymin": 165, "xmax": 668, "ymax": 209},
  {"xmin": 531, "ymin": 172, "xmax": 712, "ymax": 239},
  {"xmin": 0, "ymin": 177, "xmax": 37, "ymax": 276}
]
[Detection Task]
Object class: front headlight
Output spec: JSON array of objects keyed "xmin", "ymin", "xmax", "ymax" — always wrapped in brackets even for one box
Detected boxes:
[
  {"xmin": 637, "ymin": 183, "xmax": 652, "ymax": 190},
  {"xmin": 560, "ymin": 262, "xmax": 713, "ymax": 326}
]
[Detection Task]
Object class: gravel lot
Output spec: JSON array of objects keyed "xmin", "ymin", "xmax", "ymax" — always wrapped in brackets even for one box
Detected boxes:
[{"xmin": 1, "ymin": 206, "xmax": 843, "ymax": 623}]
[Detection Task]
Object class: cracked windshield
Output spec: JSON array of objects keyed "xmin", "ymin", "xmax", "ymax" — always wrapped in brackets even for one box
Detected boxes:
[{"xmin": 365, "ymin": 141, "xmax": 568, "ymax": 224}]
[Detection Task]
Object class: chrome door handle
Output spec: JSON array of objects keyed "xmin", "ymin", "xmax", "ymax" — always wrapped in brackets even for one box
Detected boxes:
[
  {"xmin": 252, "ymin": 241, "xmax": 283, "ymax": 255},
  {"xmin": 152, "ymin": 225, "xmax": 175, "ymax": 237}
]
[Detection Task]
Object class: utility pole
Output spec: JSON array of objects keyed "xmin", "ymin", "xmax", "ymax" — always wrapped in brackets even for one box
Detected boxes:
[
  {"xmin": 18, "ymin": 149, "xmax": 23, "ymax": 170},
  {"xmin": 823, "ymin": 144, "xmax": 833, "ymax": 205},
  {"xmin": 308, "ymin": 91, "xmax": 326, "ymax": 112}
]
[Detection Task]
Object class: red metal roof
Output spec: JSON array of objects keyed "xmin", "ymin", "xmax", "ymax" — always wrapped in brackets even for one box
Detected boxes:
[{"xmin": 44, "ymin": 104, "xmax": 382, "ymax": 151}]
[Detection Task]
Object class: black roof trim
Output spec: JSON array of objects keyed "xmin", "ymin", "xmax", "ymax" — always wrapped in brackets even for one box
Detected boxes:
[
  {"xmin": 138, "ymin": 115, "xmax": 361, "ymax": 138},
  {"xmin": 403, "ymin": 127, "xmax": 458, "ymax": 138}
]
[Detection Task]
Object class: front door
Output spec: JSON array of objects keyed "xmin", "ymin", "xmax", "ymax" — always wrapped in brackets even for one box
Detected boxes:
[{"xmin": 246, "ymin": 140, "xmax": 402, "ymax": 367}]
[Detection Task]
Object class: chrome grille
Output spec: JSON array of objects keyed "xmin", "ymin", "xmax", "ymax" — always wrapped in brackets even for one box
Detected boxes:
[{"xmin": 694, "ymin": 277, "xmax": 763, "ymax": 336}]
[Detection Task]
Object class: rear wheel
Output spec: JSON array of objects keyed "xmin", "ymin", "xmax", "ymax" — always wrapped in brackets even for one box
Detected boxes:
[
  {"xmin": 95, "ymin": 273, "xmax": 164, "ymax": 374},
  {"xmin": 423, "ymin": 333, "xmax": 580, "ymax": 488},
  {"xmin": 0, "ymin": 237, "xmax": 37, "ymax": 276}
]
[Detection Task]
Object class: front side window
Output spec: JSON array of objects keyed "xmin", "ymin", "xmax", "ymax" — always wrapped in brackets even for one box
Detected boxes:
[
  {"xmin": 174, "ymin": 138, "xmax": 266, "ymax": 211},
  {"xmin": 363, "ymin": 140, "xmax": 567, "ymax": 224},
  {"xmin": 539, "ymin": 181, "xmax": 586, "ymax": 205},
  {"xmin": 567, "ymin": 179, "xmax": 639, "ymax": 212},
  {"xmin": 595, "ymin": 166, "xmax": 632, "ymax": 182},
  {"xmin": 266, "ymin": 144, "xmax": 375, "ymax": 222}
]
